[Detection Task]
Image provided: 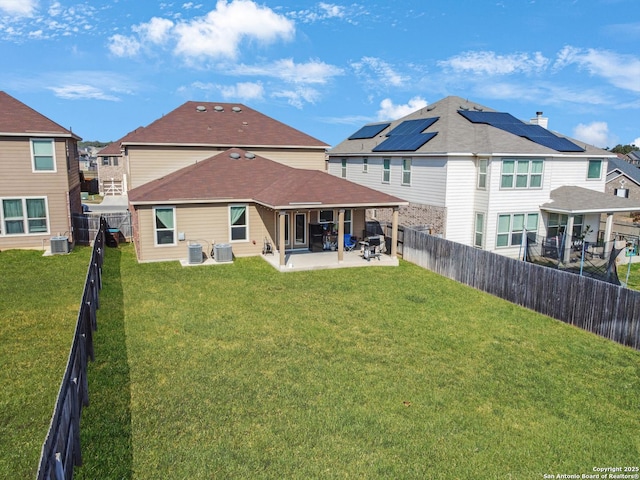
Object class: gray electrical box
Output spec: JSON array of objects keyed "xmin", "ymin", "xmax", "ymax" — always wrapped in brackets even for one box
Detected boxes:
[{"xmin": 214, "ymin": 243, "xmax": 233, "ymax": 263}]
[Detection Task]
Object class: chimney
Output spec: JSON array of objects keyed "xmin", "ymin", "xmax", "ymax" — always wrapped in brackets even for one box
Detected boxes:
[{"xmin": 530, "ymin": 111, "xmax": 548, "ymax": 129}]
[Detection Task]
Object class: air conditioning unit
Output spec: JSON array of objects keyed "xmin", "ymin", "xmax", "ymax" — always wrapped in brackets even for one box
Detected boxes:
[
  {"xmin": 188, "ymin": 243, "xmax": 203, "ymax": 264},
  {"xmin": 214, "ymin": 243, "xmax": 233, "ymax": 263},
  {"xmin": 50, "ymin": 236, "xmax": 69, "ymax": 254}
]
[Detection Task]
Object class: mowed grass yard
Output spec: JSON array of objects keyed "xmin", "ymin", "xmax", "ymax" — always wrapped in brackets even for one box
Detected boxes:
[{"xmin": 3, "ymin": 245, "xmax": 640, "ymax": 479}]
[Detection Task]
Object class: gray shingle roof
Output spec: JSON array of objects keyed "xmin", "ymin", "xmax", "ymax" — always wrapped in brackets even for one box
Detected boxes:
[
  {"xmin": 330, "ymin": 96, "xmax": 612, "ymax": 157},
  {"xmin": 607, "ymin": 157, "xmax": 640, "ymax": 186},
  {"xmin": 541, "ymin": 186, "xmax": 640, "ymax": 213}
]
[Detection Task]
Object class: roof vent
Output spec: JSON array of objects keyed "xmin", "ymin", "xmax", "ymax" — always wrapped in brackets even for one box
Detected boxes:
[
  {"xmin": 214, "ymin": 105, "xmax": 224, "ymax": 112},
  {"xmin": 244, "ymin": 152, "xmax": 255, "ymax": 159},
  {"xmin": 473, "ymin": 106, "xmax": 483, "ymax": 111},
  {"xmin": 196, "ymin": 105, "xmax": 207, "ymax": 112},
  {"xmin": 232, "ymin": 106, "xmax": 242, "ymax": 113},
  {"xmin": 229, "ymin": 152, "xmax": 241, "ymax": 159}
]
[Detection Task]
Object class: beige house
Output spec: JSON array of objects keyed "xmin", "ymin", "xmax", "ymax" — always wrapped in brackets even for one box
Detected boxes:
[
  {"xmin": 105, "ymin": 101, "xmax": 329, "ymax": 193},
  {"xmin": 0, "ymin": 91, "xmax": 82, "ymax": 251},
  {"xmin": 128, "ymin": 148, "xmax": 407, "ymax": 267}
]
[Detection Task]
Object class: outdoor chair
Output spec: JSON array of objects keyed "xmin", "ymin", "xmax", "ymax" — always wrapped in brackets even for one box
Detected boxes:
[
  {"xmin": 344, "ymin": 234, "xmax": 357, "ymax": 251},
  {"xmin": 262, "ymin": 237, "xmax": 274, "ymax": 255}
]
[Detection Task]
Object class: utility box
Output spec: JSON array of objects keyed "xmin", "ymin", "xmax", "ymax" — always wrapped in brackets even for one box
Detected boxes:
[
  {"xmin": 188, "ymin": 243, "xmax": 203, "ymax": 264},
  {"xmin": 214, "ymin": 243, "xmax": 233, "ymax": 263},
  {"xmin": 50, "ymin": 236, "xmax": 69, "ymax": 254}
]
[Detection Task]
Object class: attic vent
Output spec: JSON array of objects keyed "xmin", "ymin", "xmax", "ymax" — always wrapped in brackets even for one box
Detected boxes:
[
  {"xmin": 244, "ymin": 152, "xmax": 255, "ymax": 159},
  {"xmin": 196, "ymin": 105, "xmax": 207, "ymax": 112},
  {"xmin": 473, "ymin": 106, "xmax": 483, "ymax": 111},
  {"xmin": 232, "ymin": 106, "xmax": 242, "ymax": 113},
  {"xmin": 214, "ymin": 105, "xmax": 224, "ymax": 112},
  {"xmin": 229, "ymin": 152, "xmax": 241, "ymax": 159}
]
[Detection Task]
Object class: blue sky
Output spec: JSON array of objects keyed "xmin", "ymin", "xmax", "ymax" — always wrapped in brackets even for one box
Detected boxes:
[{"xmin": 1, "ymin": 0, "xmax": 639, "ymax": 149}]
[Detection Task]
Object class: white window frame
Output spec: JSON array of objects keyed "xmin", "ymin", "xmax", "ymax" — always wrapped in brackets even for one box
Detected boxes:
[
  {"xmin": 382, "ymin": 158, "xmax": 390, "ymax": 184},
  {"xmin": 615, "ymin": 188, "xmax": 629, "ymax": 198},
  {"xmin": 153, "ymin": 206, "xmax": 176, "ymax": 246},
  {"xmin": 362, "ymin": 158, "xmax": 368, "ymax": 173},
  {"xmin": 344, "ymin": 209, "xmax": 353, "ymax": 235},
  {"xmin": 496, "ymin": 212, "xmax": 539, "ymax": 248},
  {"xmin": 500, "ymin": 159, "xmax": 543, "ymax": 189},
  {"xmin": 31, "ymin": 138, "xmax": 56, "ymax": 172},
  {"xmin": 587, "ymin": 159, "xmax": 603, "ymax": 180},
  {"xmin": 318, "ymin": 210, "xmax": 334, "ymax": 224},
  {"xmin": 341, "ymin": 159, "xmax": 347, "ymax": 178},
  {"xmin": 402, "ymin": 158, "xmax": 412, "ymax": 186},
  {"xmin": 474, "ymin": 212, "xmax": 485, "ymax": 248},
  {"xmin": 1, "ymin": 197, "xmax": 50, "ymax": 236},
  {"xmin": 229, "ymin": 204, "xmax": 248, "ymax": 242},
  {"xmin": 477, "ymin": 158, "xmax": 488, "ymax": 189}
]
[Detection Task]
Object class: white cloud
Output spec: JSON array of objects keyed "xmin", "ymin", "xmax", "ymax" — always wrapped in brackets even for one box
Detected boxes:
[
  {"xmin": 377, "ymin": 97, "xmax": 427, "ymax": 121},
  {"xmin": 554, "ymin": 46, "xmax": 640, "ymax": 93},
  {"xmin": 109, "ymin": 0, "xmax": 294, "ymax": 61},
  {"xmin": 633, "ymin": 137, "xmax": 640, "ymax": 148},
  {"xmin": 439, "ymin": 51, "xmax": 550, "ymax": 75},
  {"xmin": 272, "ymin": 87, "xmax": 320, "ymax": 108},
  {"xmin": 133, "ymin": 17, "xmax": 174, "ymax": 44},
  {"xmin": 573, "ymin": 121, "xmax": 611, "ymax": 148},
  {"xmin": 351, "ymin": 57, "xmax": 408, "ymax": 88},
  {"xmin": 219, "ymin": 81, "xmax": 264, "ymax": 100},
  {"xmin": 0, "ymin": 0, "xmax": 37, "ymax": 16},
  {"xmin": 232, "ymin": 58, "xmax": 342, "ymax": 84},
  {"xmin": 47, "ymin": 84, "xmax": 122, "ymax": 101},
  {"xmin": 108, "ymin": 34, "xmax": 142, "ymax": 57}
]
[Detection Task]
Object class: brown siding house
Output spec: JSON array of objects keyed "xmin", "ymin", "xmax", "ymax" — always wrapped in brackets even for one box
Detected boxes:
[{"xmin": 0, "ymin": 91, "xmax": 82, "ymax": 251}]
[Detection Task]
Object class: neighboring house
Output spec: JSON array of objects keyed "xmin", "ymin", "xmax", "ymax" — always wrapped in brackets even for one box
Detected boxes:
[
  {"xmin": 96, "ymin": 130, "xmax": 140, "ymax": 196},
  {"xmin": 606, "ymin": 157, "xmax": 640, "ymax": 202},
  {"xmin": 328, "ymin": 95, "xmax": 640, "ymax": 258},
  {"xmin": 0, "ymin": 91, "xmax": 82, "ymax": 251},
  {"xmin": 627, "ymin": 150, "xmax": 640, "ymax": 166},
  {"xmin": 111, "ymin": 101, "xmax": 329, "ymax": 192},
  {"xmin": 127, "ymin": 148, "xmax": 407, "ymax": 267}
]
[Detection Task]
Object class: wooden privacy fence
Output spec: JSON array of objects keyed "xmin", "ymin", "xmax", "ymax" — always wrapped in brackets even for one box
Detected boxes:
[
  {"xmin": 399, "ymin": 226, "xmax": 640, "ymax": 350},
  {"xmin": 36, "ymin": 218, "xmax": 106, "ymax": 480},
  {"xmin": 73, "ymin": 212, "xmax": 131, "ymax": 245}
]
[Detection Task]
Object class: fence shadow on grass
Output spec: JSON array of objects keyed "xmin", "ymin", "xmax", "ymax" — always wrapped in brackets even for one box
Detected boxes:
[{"xmin": 75, "ymin": 246, "xmax": 133, "ymax": 479}]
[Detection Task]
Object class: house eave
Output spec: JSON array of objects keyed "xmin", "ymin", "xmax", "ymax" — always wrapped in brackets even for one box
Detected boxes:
[
  {"xmin": 122, "ymin": 141, "xmax": 329, "ymax": 150},
  {"xmin": 0, "ymin": 131, "xmax": 81, "ymax": 140}
]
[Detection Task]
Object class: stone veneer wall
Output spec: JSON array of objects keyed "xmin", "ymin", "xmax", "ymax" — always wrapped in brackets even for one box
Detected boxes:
[{"xmin": 367, "ymin": 203, "xmax": 446, "ymax": 235}]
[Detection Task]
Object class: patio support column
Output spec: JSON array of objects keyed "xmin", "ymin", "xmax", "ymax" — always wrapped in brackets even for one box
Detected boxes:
[
  {"xmin": 562, "ymin": 215, "xmax": 575, "ymax": 264},
  {"xmin": 390, "ymin": 207, "xmax": 399, "ymax": 259},
  {"xmin": 278, "ymin": 210, "xmax": 286, "ymax": 268},
  {"xmin": 604, "ymin": 213, "xmax": 614, "ymax": 258},
  {"xmin": 337, "ymin": 208, "xmax": 345, "ymax": 262}
]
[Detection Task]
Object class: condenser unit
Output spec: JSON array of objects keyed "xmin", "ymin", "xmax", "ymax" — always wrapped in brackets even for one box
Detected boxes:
[
  {"xmin": 50, "ymin": 236, "xmax": 69, "ymax": 254},
  {"xmin": 214, "ymin": 243, "xmax": 233, "ymax": 263},
  {"xmin": 188, "ymin": 243, "xmax": 203, "ymax": 264}
]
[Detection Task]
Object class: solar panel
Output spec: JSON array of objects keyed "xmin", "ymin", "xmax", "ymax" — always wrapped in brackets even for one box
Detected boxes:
[
  {"xmin": 386, "ymin": 117, "xmax": 439, "ymax": 136},
  {"xmin": 372, "ymin": 132, "xmax": 438, "ymax": 152},
  {"xmin": 458, "ymin": 110, "xmax": 585, "ymax": 152},
  {"xmin": 348, "ymin": 122, "xmax": 390, "ymax": 140}
]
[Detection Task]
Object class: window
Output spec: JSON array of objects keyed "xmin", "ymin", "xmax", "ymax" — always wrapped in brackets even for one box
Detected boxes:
[
  {"xmin": 319, "ymin": 210, "xmax": 334, "ymax": 224},
  {"xmin": 102, "ymin": 157, "xmax": 110, "ymax": 166},
  {"xmin": 341, "ymin": 159, "xmax": 347, "ymax": 178},
  {"xmin": 402, "ymin": 158, "xmax": 411, "ymax": 185},
  {"xmin": 496, "ymin": 213, "xmax": 539, "ymax": 247},
  {"xmin": 230, "ymin": 205, "xmax": 248, "ymax": 241},
  {"xmin": 154, "ymin": 207, "xmax": 175, "ymax": 245},
  {"xmin": 344, "ymin": 209, "xmax": 352, "ymax": 235},
  {"xmin": 547, "ymin": 213, "xmax": 583, "ymax": 239},
  {"xmin": 362, "ymin": 158, "xmax": 368, "ymax": 173},
  {"xmin": 477, "ymin": 159, "xmax": 488, "ymax": 189},
  {"xmin": 113, "ymin": 156, "xmax": 118, "ymax": 167},
  {"xmin": 588, "ymin": 159, "xmax": 602, "ymax": 180},
  {"xmin": 31, "ymin": 139, "xmax": 55, "ymax": 171},
  {"xmin": 501, "ymin": 159, "xmax": 543, "ymax": 189},
  {"xmin": 615, "ymin": 188, "xmax": 629, "ymax": 198},
  {"xmin": 1, "ymin": 198, "xmax": 48, "ymax": 235},
  {"xmin": 383, "ymin": 159, "xmax": 390, "ymax": 183},
  {"xmin": 474, "ymin": 213, "xmax": 484, "ymax": 248}
]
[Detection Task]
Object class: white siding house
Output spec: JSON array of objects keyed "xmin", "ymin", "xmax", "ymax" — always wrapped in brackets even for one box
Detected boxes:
[{"xmin": 328, "ymin": 96, "xmax": 640, "ymax": 258}]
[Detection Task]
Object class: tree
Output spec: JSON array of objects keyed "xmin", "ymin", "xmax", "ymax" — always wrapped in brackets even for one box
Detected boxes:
[{"xmin": 609, "ymin": 144, "xmax": 640, "ymax": 155}]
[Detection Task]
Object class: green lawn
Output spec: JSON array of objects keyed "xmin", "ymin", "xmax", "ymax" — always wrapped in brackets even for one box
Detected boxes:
[
  {"xmin": 0, "ymin": 247, "xmax": 94, "ymax": 479},
  {"xmin": 619, "ymin": 261, "xmax": 640, "ymax": 290},
  {"xmin": 3, "ymin": 245, "xmax": 640, "ymax": 479},
  {"xmin": 78, "ymin": 245, "xmax": 639, "ymax": 479}
]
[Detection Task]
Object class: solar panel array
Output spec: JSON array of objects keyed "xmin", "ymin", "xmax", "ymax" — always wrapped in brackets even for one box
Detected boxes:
[
  {"xmin": 385, "ymin": 117, "xmax": 439, "ymax": 136},
  {"xmin": 373, "ymin": 132, "xmax": 438, "ymax": 152},
  {"xmin": 348, "ymin": 122, "xmax": 390, "ymax": 140},
  {"xmin": 458, "ymin": 110, "xmax": 585, "ymax": 152}
]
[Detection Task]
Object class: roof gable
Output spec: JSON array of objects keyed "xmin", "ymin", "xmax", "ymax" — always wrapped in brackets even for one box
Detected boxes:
[
  {"xmin": 0, "ymin": 91, "xmax": 79, "ymax": 139},
  {"xmin": 121, "ymin": 101, "xmax": 329, "ymax": 149}
]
